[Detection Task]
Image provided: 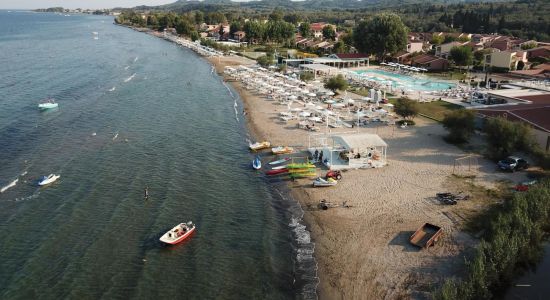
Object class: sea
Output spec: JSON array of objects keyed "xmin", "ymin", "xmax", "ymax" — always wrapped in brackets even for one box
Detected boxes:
[{"xmin": 0, "ymin": 11, "xmax": 317, "ymax": 299}]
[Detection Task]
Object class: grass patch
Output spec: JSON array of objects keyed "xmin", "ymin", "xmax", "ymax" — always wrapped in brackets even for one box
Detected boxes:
[{"xmin": 416, "ymin": 100, "xmax": 462, "ymax": 121}]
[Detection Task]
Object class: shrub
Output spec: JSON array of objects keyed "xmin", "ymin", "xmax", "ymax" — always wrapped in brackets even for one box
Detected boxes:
[
  {"xmin": 433, "ymin": 179, "xmax": 550, "ymax": 300},
  {"xmin": 442, "ymin": 109, "xmax": 476, "ymax": 144},
  {"xmin": 324, "ymin": 74, "xmax": 348, "ymax": 93},
  {"xmin": 256, "ymin": 54, "xmax": 274, "ymax": 67},
  {"xmin": 299, "ymin": 72, "xmax": 314, "ymax": 82},
  {"xmin": 483, "ymin": 117, "xmax": 535, "ymax": 160}
]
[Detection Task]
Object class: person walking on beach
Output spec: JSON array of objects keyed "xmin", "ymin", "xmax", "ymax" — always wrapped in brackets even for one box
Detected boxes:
[{"xmin": 144, "ymin": 186, "xmax": 149, "ymax": 200}]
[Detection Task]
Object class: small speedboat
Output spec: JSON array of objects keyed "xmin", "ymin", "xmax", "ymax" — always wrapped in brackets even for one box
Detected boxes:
[
  {"xmin": 38, "ymin": 98, "xmax": 58, "ymax": 110},
  {"xmin": 252, "ymin": 156, "xmax": 262, "ymax": 170},
  {"xmin": 269, "ymin": 157, "xmax": 291, "ymax": 165},
  {"xmin": 38, "ymin": 174, "xmax": 60, "ymax": 186},
  {"xmin": 249, "ymin": 141, "xmax": 271, "ymax": 151},
  {"xmin": 159, "ymin": 222, "xmax": 195, "ymax": 245},
  {"xmin": 271, "ymin": 146, "xmax": 294, "ymax": 155},
  {"xmin": 312, "ymin": 177, "xmax": 337, "ymax": 187}
]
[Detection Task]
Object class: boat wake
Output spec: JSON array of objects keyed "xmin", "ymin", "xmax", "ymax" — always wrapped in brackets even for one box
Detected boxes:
[
  {"xmin": 108, "ymin": 86, "xmax": 116, "ymax": 92},
  {"xmin": 124, "ymin": 73, "xmax": 136, "ymax": 83},
  {"xmin": 133, "ymin": 56, "xmax": 138, "ymax": 63},
  {"xmin": 1, "ymin": 178, "xmax": 19, "ymax": 193},
  {"xmin": 222, "ymin": 81, "xmax": 234, "ymax": 98},
  {"xmin": 112, "ymin": 132, "xmax": 119, "ymax": 141},
  {"xmin": 124, "ymin": 65, "xmax": 130, "ymax": 70},
  {"xmin": 274, "ymin": 187, "xmax": 319, "ymax": 300},
  {"xmin": 233, "ymin": 101, "xmax": 239, "ymax": 122}
]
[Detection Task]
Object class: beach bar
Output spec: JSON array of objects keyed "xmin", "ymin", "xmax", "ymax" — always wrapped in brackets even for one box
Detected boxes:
[{"xmin": 308, "ymin": 133, "xmax": 388, "ymax": 170}]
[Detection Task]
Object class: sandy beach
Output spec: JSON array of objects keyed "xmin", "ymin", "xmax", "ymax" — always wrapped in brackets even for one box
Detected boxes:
[{"xmin": 203, "ymin": 54, "xmax": 533, "ymax": 299}]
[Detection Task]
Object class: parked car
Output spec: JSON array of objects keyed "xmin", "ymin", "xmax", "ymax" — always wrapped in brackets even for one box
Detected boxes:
[{"xmin": 497, "ymin": 156, "xmax": 529, "ymax": 172}]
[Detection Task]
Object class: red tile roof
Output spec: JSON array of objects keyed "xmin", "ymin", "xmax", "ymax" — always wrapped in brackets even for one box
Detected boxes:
[{"xmin": 335, "ymin": 53, "xmax": 369, "ymax": 59}]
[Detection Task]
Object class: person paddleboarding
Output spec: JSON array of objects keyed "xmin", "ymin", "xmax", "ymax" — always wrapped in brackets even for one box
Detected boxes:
[{"xmin": 144, "ymin": 186, "xmax": 149, "ymax": 200}]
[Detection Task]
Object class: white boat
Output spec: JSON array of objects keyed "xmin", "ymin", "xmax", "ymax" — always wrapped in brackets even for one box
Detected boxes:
[
  {"xmin": 271, "ymin": 146, "xmax": 294, "ymax": 155},
  {"xmin": 38, "ymin": 174, "xmax": 60, "ymax": 186},
  {"xmin": 159, "ymin": 222, "xmax": 196, "ymax": 245},
  {"xmin": 38, "ymin": 98, "xmax": 58, "ymax": 110},
  {"xmin": 249, "ymin": 141, "xmax": 271, "ymax": 151},
  {"xmin": 269, "ymin": 157, "xmax": 291, "ymax": 165},
  {"xmin": 312, "ymin": 177, "xmax": 337, "ymax": 187}
]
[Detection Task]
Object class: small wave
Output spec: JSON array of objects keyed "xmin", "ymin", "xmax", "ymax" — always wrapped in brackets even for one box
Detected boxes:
[
  {"xmin": 223, "ymin": 81, "xmax": 234, "ymax": 98},
  {"xmin": 233, "ymin": 100, "xmax": 239, "ymax": 122},
  {"xmin": 134, "ymin": 56, "xmax": 138, "ymax": 63},
  {"xmin": 13, "ymin": 192, "xmax": 40, "ymax": 202},
  {"xmin": 124, "ymin": 66, "xmax": 130, "ymax": 70},
  {"xmin": 211, "ymin": 65, "xmax": 215, "ymax": 74},
  {"xmin": 21, "ymin": 171, "xmax": 28, "ymax": 176},
  {"xmin": 1, "ymin": 179, "xmax": 18, "ymax": 193},
  {"xmin": 108, "ymin": 86, "xmax": 116, "ymax": 92},
  {"xmin": 124, "ymin": 73, "xmax": 136, "ymax": 83},
  {"xmin": 112, "ymin": 132, "xmax": 119, "ymax": 141}
]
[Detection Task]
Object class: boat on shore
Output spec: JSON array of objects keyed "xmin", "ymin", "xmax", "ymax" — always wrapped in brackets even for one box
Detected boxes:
[
  {"xmin": 269, "ymin": 157, "xmax": 291, "ymax": 165},
  {"xmin": 249, "ymin": 141, "xmax": 271, "ymax": 151},
  {"xmin": 159, "ymin": 222, "xmax": 196, "ymax": 245},
  {"xmin": 38, "ymin": 98, "xmax": 58, "ymax": 110},
  {"xmin": 266, "ymin": 168, "xmax": 289, "ymax": 176},
  {"xmin": 271, "ymin": 146, "xmax": 294, "ymax": 155},
  {"xmin": 38, "ymin": 174, "xmax": 60, "ymax": 186},
  {"xmin": 252, "ymin": 156, "xmax": 262, "ymax": 170},
  {"xmin": 313, "ymin": 177, "xmax": 338, "ymax": 187}
]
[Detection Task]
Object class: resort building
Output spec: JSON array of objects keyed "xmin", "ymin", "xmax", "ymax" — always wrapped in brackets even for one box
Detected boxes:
[
  {"xmin": 310, "ymin": 22, "xmax": 332, "ymax": 39},
  {"xmin": 407, "ymin": 41, "xmax": 424, "ymax": 53},
  {"xmin": 410, "ymin": 54, "xmax": 449, "ymax": 71},
  {"xmin": 476, "ymin": 89, "xmax": 550, "ymax": 151},
  {"xmin": 308, "ymin": 133, "xmax": 388, "ymax": 170},
  {"xmin": 483, "ymin": 50, "xmax": 527, "ymax": 71}
]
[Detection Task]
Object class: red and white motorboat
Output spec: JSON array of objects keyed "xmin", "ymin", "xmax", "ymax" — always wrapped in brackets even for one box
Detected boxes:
[{"xmin": 159, "ymin": 221, "xmax": 195, "ymax": 245}]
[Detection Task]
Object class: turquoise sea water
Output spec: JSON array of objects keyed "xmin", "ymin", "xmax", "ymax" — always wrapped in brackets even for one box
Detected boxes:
[
  {"xmin": 355, "ymin": 69, "xmax": 455, "ymax": 91},
  {"xmin": 0, "ymin": 11, "xmax": 316, "ymax": 299}
]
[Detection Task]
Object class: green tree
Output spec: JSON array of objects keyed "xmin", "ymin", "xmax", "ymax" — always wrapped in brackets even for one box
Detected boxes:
[
  {"xmin": 243, "ymin": 21, "xmax": 265, "ymax": 43},
  {"xmin": 194, "ymin": 11, "xmax": 204, "ymax": 24},
  {"xmin": 299, "ymin": 22, "xmax": 312, "ymax": 38},
  {"xmin": 257, "ymin": 54, "xmax": 274, "ymax": 67},
  {"xmin": 190, "ymin": 31, "xmax": 200, "ymax": 42},
  {"xmin": 269, "ymin": 8, "xmax": 284, "ymax": 22},
  {"xmin": 484, "ymin": 117, "xmax": 535, "ymax": 159},
  {"xmin": 147, "ymin": 15, "xmax": 159, "ymax": 28},
  {"xmin": 431, "ymin": 35, "xmax": 444, "ymax": 45},
  {"xmin": 394, "ymin": 97, "xmax": 419, "ymax": 120},
  {"xmin": 521, "ymin": 42, "xmax": 537, "ymax": 50},
  {"xmin": 450, "ymin": 46, "xmax": 473, "ymax": 68},
  {"xmin": 324, "ymin": 74, "xmax": 348, "ymax": 93},
  {"xmin": 322, "ymin": 25, "xmax": 336, "ymax": 41},
  {"xmin": 333, "ymin": 40, "xmax": 345, "ymax": 54},
  {"xmin": 353, "ymin": 13, "xmax": 408, "ymax": 59},
  {"xmin": 442, "ymin": 109, "xmax": 476, "ymax": 143},
  {"xmin": 175, "ymin": 18, "xmax": 193, "ymax": 36},
  {"xmin": 230, "ymin": 21, "xmax": 242, "ymax": 35}
]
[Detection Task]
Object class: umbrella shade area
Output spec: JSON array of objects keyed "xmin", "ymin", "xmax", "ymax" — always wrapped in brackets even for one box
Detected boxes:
[
  {"xmin": 324, "ymin": 100, "xmax": 335, "ymax": 104},
  {"xmin": 299, "ymin": 112, "xmax": 311, "ymax": 117}
]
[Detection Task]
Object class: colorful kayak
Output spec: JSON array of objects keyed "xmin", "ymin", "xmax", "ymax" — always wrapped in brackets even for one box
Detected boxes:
[
  {"xmin": 38, "ymin": 174, "xmax": 60, "ymax": 186},
  {"xmin": 252, "ymin": 156, "xmax": 262, "ymax": 170},
  {"xmin": 266, "ymin": 168, "xmax": 289, "ymax": 176},
  {"xmin": 159, "ymin": 222, "xmax": 195, "ymax": 245},
  {"xmin": 271, "ymin": 146, "xmax": 294, "ymax": 155},
  {"xmin": 287, "ymin": 163, "xmax": 315, "ymax": 169},
  {"xmin": 269, "ymin": 157, "xmax": 291, "ymax": 165},
  {"xmin": 288, "ymin": 168, "xmax": 316, "ymax": 174},
  {"xmin": 249, "ymin": 141, "xmax": 271, "ymax": 151},
  {"xmin": 271, "ymin": 165, "xmax": 287, "ymax": 170}
]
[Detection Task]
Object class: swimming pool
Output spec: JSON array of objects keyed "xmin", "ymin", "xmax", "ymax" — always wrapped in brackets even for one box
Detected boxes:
[{"xmin": 354, "ymin": 69, "xmax": 455, "ymax": 92}]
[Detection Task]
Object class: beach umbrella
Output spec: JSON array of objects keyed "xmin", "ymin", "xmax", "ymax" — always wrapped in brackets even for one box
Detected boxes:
[
  {"xmin": 333, "ymin": 103, "xmax": 346, "ymax": 108},
  {"xmin": 291, "ymin": 107, "xmax": 302, "ymax": 112},
  {"xmin": 344, "ymin": 98, "xmax": 355, "ymax": 104},
  {"xmin": 308, "ymin": 93, "xmax": 317, "ymax": 97},
  {"xmin": 325, "ymin": 91, "xmax": 335, "ymax": 96},
  {"xmin": 324, "ymin": 99, "xmax": 335, "ymax": 104},
  {"xmin": 305, "ymin": 102, "xmax": 316, "ymax": 107},
  {"xmin": 315, "ymin": 105, "xmax": 324, "ymax": 110},
  {"xmin": 299, "ymin": 111, "xmax": 311, "ymax": 117},
  {"xmin": 289, "ymin": 95, "xmax": 298, "ymax": 100}
]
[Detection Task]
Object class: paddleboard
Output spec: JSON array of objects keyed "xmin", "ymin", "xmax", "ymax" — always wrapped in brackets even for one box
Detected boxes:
[{"xmin": 269, "ymin": 157, "xmax": 291, "ymax": 165}]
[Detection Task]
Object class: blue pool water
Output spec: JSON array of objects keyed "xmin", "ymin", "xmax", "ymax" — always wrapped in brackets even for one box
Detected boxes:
[{"xmin": 354, "ymin": 69, "xmax": 455, "ymax": 92}]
